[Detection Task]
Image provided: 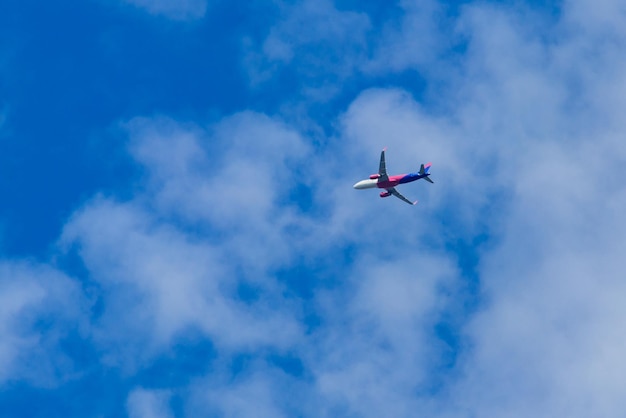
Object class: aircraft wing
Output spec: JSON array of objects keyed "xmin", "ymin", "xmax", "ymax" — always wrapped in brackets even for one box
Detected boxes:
[
  {"xmin": 387, "ymin": 188, "xmax": 417, "ymax": 205},
  {"xmin": 378, "ymin": 148, "xmax": 389, "ymax": 181}
]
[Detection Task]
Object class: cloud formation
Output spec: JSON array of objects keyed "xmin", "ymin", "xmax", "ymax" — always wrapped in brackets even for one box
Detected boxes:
[
  {"xmin": 0, "ymin": 261, "xmax": 84, "ymax": 386},
  {"xmin": 122, "ymin": 0, "xmax": 208, "ymax": 20},
  {"xmin": 60, "ymin": 113, "xmax": 311, "ymax": 371},
  {"xmin": 244, "ymin": 0, "xmax": 371, "ymax": 98},
  {"xmin": 127, "ymin": 387, "xmax": 173, "ymax": 418},
  {"xmin": 51, "ymin": 101, "xmax": 458, "ymax": 416},
  {"xmin": 3, "ymin": 0, "xmax": 626, "ymax": 416},
  {"xmin": 235, "ymin": 1, "xmax": 626, "ymax": 415}
]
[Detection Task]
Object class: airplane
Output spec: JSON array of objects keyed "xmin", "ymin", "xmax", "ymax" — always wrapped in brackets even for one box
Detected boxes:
[{"xmin": 353, "ymin": 148, "xmax": 433, "ymax": 205}]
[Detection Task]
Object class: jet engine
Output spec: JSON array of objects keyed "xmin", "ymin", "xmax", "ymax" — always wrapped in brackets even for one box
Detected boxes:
[
  {"xmin": 369, "ymin": 174, "xmax": 381, "ymax": 179},
  {"xmin": 379, "ymin": 191, "xmax": 391, "ymax": 198}
]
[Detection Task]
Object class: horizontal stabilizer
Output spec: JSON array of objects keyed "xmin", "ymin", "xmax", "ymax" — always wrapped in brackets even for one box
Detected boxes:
[{"xmin": 419, "ymin": 163, "xmax": 433, "ymax": 183}]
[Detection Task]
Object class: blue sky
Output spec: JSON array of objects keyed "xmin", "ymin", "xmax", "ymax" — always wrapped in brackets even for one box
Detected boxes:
[{"xmin": 2, "ymin": 0, "xmax": 626, "ymax": 417}]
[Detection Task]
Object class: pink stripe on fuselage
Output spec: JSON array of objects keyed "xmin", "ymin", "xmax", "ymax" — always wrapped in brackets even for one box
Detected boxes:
[{"xmin": 377, "ymin": 174, "xmax": 405, "ymax": 189}]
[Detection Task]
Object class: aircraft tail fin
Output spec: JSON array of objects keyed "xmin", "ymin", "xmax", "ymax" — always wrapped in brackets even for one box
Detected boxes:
[{"xmin": 419, "ymin": 163, "xmax": 434, "ymax": 183}]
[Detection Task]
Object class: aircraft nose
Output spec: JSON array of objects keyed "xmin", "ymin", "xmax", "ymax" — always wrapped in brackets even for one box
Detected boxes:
[{"xmin": 353, "ymin": 180, "xmax": 368, "ymax": 189}]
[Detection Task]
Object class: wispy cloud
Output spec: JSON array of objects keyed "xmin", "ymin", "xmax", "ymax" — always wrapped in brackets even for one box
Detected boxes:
[
  {"xmin": 121, "ymin": 0, "xmax": 208, "ymax": 20},
  {"xmin": 0, "ymin": 261, "xmax": 85, "ymax": 386},
  {"xmin": 244, "ymin": 0, "xmax": 371, "ymax": 98},
  {"xmin": 126, "ymin": 387, "xmax": 173, "ymax": 418},
  {"xmin": 366, "ymin": 0, "xmax": 448, "ymax": 74}
]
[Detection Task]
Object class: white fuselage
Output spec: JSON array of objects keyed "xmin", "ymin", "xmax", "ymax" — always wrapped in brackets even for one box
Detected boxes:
[{"xmin": 353, "ymin": 179, "xmax": 379, "ymax": 189}]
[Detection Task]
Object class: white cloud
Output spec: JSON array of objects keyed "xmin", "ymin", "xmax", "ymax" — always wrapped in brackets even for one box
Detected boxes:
[
  {"xmin": 122, "ymin": 0, "xmax": 208, "ymax": 20},
  {"xmin": 367, "ymin": 0, "xmax": 446, "ymax": 75},
  {"xmin": 261, "ymin": 0, "xmax": 370, "ymax": 65},
  {"xmin": 244, "ymin": 0, "xmax": 371, "ymax": 96},
  {"xmin": 398, "ymin": 2, "xmax": 626, "ymax": 417},
  {"xmin": 246, "ymin": 0, "xmax": 454, "ymax": 98},
  {"xmin": 124, "ymin": 113, "xmax": 312, "ymax": 270},
  {"xmin": 0, "ymin": 261, "xmax": 84, "ymax": 386},
  {"xmin": 309, "ymin": 254, "xmax": 458, "ymax": 417},
  {"xmin": 59, "ymin": 113, "xmax": 311, "ymax": 369},
  {"xmin": 180, "ymin": 251, "xmax": 458, "ymax": 418},
  {"xmin": 127, "ymin": 388, "xmax": 173, "ymax": 418},
  {"xmin": 189, "ymin": 364, "xmax": 306, "ymax": 418}
]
